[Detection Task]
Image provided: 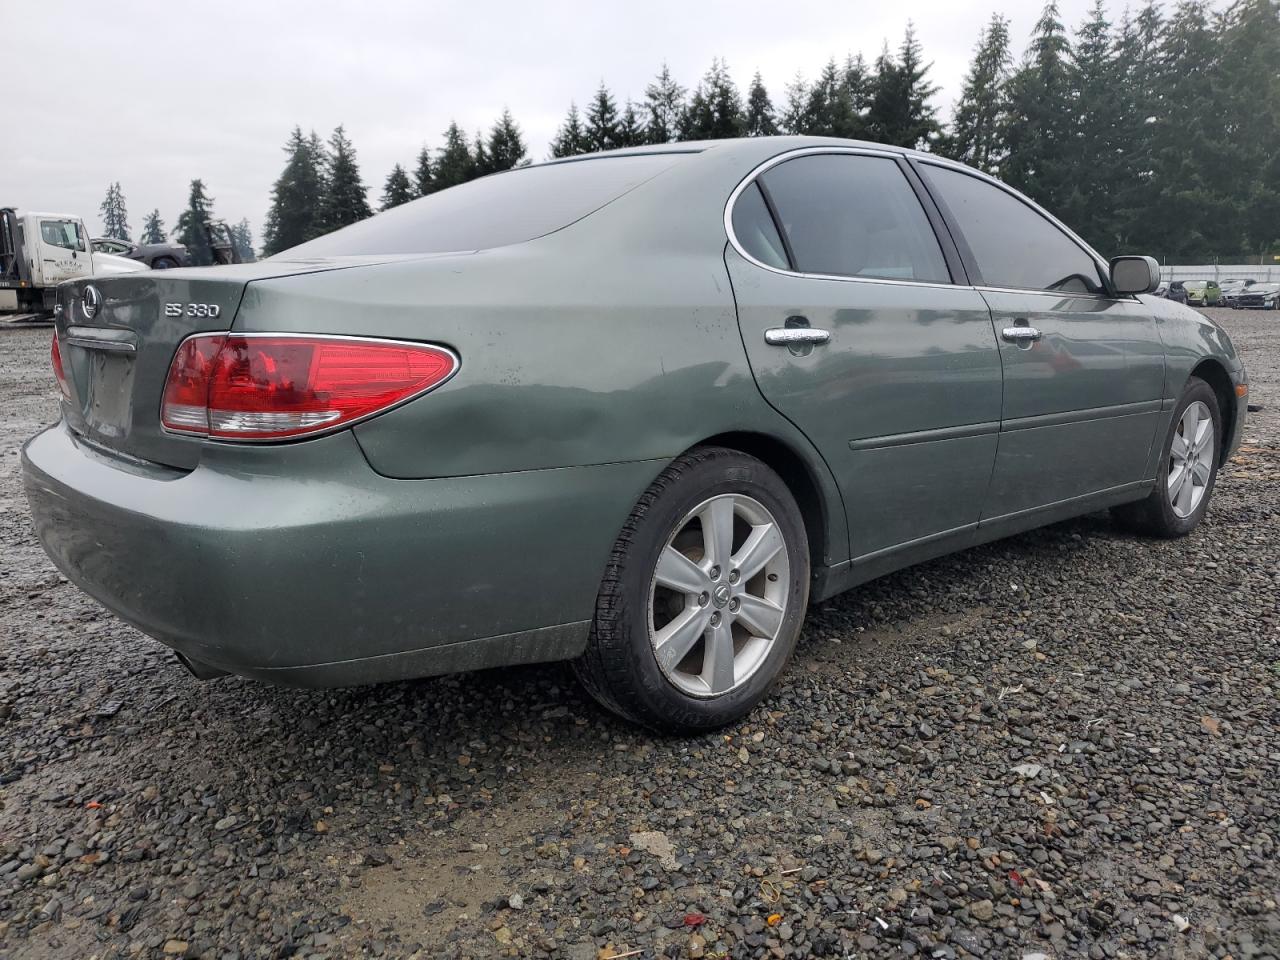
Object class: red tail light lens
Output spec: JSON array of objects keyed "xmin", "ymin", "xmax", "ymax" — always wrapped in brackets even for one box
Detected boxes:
[
  {"xmin": 161, "ymin": 334, "xmax": 458, "ymax": 441},
  {"xmin": 51, "ymin": 334, "xmax": 70, "ymax": 400}
]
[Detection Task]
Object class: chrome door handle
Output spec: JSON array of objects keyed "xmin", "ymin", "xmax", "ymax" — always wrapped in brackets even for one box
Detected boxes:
[
  {"xmin": 765, "ymin": 328, "xmax": 831, "ymax": 346},
  {"xmin": 1001, "ymin": 325, "xmax": 1042, "ymax": 343}
]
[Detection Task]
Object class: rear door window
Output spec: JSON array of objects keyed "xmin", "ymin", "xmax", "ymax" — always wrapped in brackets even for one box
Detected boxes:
[
  {"xmin": 755, "ymin": 154, "xmax": 951, "ymax": 283},
  {"xmin": 920, "ymin": 163, "xmax": 1105, "ymax": 294},
  {"xmin": 731, "ymin": 182, "xmax": 790, "ymax": 270}
]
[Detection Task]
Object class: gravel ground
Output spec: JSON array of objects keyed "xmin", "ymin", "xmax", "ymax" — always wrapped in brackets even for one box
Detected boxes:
[{"xmin": 0, "ymin": 310, "xmax": 1277, "ymax": 960}]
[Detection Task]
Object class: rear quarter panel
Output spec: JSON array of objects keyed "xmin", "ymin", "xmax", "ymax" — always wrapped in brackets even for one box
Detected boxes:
[
  {"xmin": 233, "ymin": 143, "xmax": 853, "ymax": 565},
  {"xmin": 237, "ymin": 241, "xmax": 759, "ymax": 477}
]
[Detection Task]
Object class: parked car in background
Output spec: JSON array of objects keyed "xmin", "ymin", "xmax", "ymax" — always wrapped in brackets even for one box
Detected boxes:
[
  {"xmin": 1219, "ymin": 278, "xmax": 1257, "ymax": 308},
  {"xmin": 1156, "ymin": 280, "xmax": 1188, "ymax": 304},
  {"xmin": 1184, "ymin": 280, "xmax": 1221, "ymax": 306},
  {"xmin": 23, "ymin": 137, "xmax": 1249, "ymax": 732},
  {"xmin": 1233, "ymin": 282, "xmax": 1279, "ymax": 310},
  {"xmin": 92, "ymin": 237, "xmax": 189, "ymax": 269},
  {"xmin": 93, "ymin": 250, "xmax": 151, "ymax": 277}
]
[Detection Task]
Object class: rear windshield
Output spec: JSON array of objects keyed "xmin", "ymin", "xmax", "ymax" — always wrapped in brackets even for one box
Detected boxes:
[{"xmin": 278, "ymin": 153, "xmax": 691, "ymax": 258}]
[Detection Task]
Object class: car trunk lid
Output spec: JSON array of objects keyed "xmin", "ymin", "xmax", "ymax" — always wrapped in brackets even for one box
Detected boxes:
[{"xmin": 54, "ymin": 259, "xmax": 373, "ymax": 470}]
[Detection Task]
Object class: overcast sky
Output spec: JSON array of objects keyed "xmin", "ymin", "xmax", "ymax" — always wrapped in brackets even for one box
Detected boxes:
[{"xmin": 6, "ymin": 0, "xmax": 1145, "ymax": 245}]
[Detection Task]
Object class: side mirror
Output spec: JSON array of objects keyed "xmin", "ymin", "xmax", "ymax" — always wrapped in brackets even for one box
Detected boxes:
[{"xmin": 1110, "ymin": 255, "xmax": 1161, "ymax": 295}]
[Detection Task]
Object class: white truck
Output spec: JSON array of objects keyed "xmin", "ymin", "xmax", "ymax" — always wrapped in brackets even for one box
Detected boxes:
[{"xmin": 1, "ymin": 208, "xmax": 147, "ymax": 321}]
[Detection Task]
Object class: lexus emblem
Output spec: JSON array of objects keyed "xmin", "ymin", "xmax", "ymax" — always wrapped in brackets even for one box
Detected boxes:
[{"xmin": 82, "ymin": 285, "xmax": 102, "ymax": 320}]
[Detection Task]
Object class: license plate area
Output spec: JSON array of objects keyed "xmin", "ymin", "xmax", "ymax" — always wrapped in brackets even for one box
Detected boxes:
[{"xmin": 65, "ymin": 328, "xmax": 139, "ymax": 443}]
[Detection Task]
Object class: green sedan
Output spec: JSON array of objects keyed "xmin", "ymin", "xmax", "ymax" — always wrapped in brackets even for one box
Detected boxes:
[
  {"xmin": 1184, "ymin": 280, "xmax": 1222, "ymax": 305},
  {"xmin": 23, "ymin": 138, "xmax": 1248, "ymax": 732}
]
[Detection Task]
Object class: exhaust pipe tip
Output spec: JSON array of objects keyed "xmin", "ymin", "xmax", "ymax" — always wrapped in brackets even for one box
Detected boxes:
[{"xmin": 175, "ymin": 652, "xmax": 230, "ymax": 681}]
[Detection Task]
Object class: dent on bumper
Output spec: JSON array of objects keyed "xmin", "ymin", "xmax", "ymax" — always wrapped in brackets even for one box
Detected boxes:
[{"xmin": 21, "ymin": 423, "xmax": 659, "ymax": 685}]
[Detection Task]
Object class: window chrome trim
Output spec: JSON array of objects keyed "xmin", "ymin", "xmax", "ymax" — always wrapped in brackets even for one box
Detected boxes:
[
  {"xmin": 975, "ymin": 285, "xmax": 1120, "ymax": 302},
  {"xmin": 723, "ymin": 146, "xmax": 961, "ymax": 292}
]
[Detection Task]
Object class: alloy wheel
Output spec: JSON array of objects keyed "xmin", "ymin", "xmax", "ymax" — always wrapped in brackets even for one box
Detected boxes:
[
  {"xmin": 647, "ymin": 493, "xmax": 790, "ymax": 698},
  {"xmin": 1168, "ymin": 400, "xmax": 1215, "ymax": 519}
]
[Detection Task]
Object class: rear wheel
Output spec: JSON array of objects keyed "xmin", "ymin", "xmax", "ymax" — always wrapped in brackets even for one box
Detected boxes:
[
  {"xmin": 574, "ymin": 447, "xmax": 809, "ymax": 732},
  {"xmin": 152, "ymin": 257, "xmax": 178, "ymax": 269},
  {"xmin": 1113, "ymin": 377, "xmax": 1221, "ymax": 538}
]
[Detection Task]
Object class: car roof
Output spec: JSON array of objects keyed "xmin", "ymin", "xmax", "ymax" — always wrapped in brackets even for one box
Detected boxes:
[{"xmin": 537, "ymin": 135, "xmax": 921, "ymax": 168}]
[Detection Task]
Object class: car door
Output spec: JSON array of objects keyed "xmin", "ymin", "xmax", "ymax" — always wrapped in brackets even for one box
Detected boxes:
[
  {"xmin": 37, "ymin": 218, "xmax": 91, "ymax": 284},
  {"xmin": 916, "ymin": 160, "xmax": 1165, "ymax": 520},
  {"xmin": 725, "ymin": 149, "xmax": 1003, "ymax": 563}
]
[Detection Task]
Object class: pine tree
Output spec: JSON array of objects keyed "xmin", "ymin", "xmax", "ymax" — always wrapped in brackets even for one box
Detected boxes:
[
  {"xmin": 804, "ymin": 58, "xmax": 863, "ymax": 138},
  {"xmin": 745, "ymin": 71, "xmax": 778, "ymax": 136},
  {"xmin": 414, "ymin": 146, "xmax": 436, "ymax": 196},
  {"xmin": 434, "ymin": 122, "xmax": 476, "ymax": 187},
  {"xmin": 617, "ymin": 101, "xmax": 647, "ymax": 147},
  {"xmin": 1142, "ymin": 1, "xmax": 1234, "ymax": 260},
  {"xmin": 140, "ymin": 209, "xmax": 166, "ymax": 245},
  {"xmin": 550, "ymin": 103, "xmax": 590, "ymax": 158},
  {"xmin": 680, "ymin": 58, "xmax": 745, "ymax": 140},
  {"xmin": 585, "ymin": 83, "xmax": 622, "ymax": 152},
  {"xmin": 1219, "ymin": 0, "xmax": 1280, "ymax": 259},
  {"xmin": 844, "ymin": 54, "xmax": 872, "ymax": 118},
  {"xmin": 780, "ymin": 73, "xmax": 810, "ymax": 134},
  {"xmin": 1000, "ymin": 2, "xmax": 1077, "ymax": 217},
  {"xmin": 262, "ymin": 127, "xmax": 328, "ymax": 256},
  {"xmin": 867, "ymin": 24, "xmax": 940, "ymax": 148},
  {"xmin": 230, "ymin": 219, "xmax": 254, "ymax": 261},
  {"xmin": 322, "ymin": 125, "xmax": 372, "ymax": 229},
  {"xmin": 1110, "ymin": 1, "xmax": 1164, "ymax": 251},
  {"xmin": 380, "ymin": 164, "xmax": 415, "ymax": 210},
  {"xmin": 1062, "ymin": 1, "xmax": 1125, "ymax": 250},
  {"xmin": 643, "ymin": 64, "xmax": 686, "ymax": 144},
  {"xmin": 943, "ymin": 14, "xmax": 1012, "ymax": 172},
  {"xmin": 99, "ymin": 182, "xmax": 130, "ymax": 240},
  {"xmin": 486, "ymin": 109, "xmax": 529, "ymax": 171},
  {"xmin": 472, "ymin": 134, "xmax": 491, "ymax": 177},
  {"xmin": 174, "ymin": 179, "xmax": 216, "ymax": 267}
]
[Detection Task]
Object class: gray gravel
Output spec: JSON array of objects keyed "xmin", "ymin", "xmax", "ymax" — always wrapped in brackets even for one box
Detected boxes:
[{"xmin": 1, "ymin": 310, "xmax": 1277, "ymax": 960}]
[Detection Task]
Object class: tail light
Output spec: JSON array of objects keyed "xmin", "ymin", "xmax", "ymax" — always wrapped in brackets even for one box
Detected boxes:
[
  {"xmin": 51, "ymin": 334, "xmax": 70, "ymax": 400},
  {"xmin": 161, "ymin": 334, "xmax": 458, "ymax": 441}
]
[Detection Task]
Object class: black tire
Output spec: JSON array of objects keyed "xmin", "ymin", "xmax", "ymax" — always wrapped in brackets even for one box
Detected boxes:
[
  {"xmin": 574, "ymin": 446, "xmax": 810, "ymax": 732},
  {"xmin": 152, "ymin": 257, "xmax": 178, "ymax": 270},
  {"xmin": 1113, "ymin": 376, "xmax": 1222, "ymax": 538}
]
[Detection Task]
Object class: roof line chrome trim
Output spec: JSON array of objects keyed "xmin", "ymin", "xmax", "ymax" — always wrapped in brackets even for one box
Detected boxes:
[{"xmin": 724, "ymin": 145, "xmax": 967, "ymax": 291}]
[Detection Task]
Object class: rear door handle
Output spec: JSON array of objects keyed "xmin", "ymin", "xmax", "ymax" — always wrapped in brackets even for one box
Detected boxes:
[
  {"xmin": 765, "ymin": 328, "xmax": 831, "ymax": 346},
  {"xmin": 1001, "ymin": 324, "xmax": 1042, "ymax": 343}
]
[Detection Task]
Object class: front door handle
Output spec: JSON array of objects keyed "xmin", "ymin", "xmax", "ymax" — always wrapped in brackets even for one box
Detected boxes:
[
  {"xmin": 765, "ymin": 328, "xmax": 831, "ymax": 346},
  {"xmin": 1001, "ymin": 324, "xmax": 1042, "ymax": 344}
]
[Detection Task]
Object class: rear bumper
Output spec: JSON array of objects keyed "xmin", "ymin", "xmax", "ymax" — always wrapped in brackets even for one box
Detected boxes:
[{"xmin": 22, "ymin": 423, "xmax": 659, "ymax": 686}]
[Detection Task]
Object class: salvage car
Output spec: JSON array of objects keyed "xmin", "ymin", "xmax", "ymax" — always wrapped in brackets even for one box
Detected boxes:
[
  {"xmin": 23, "ymin": 138, "xmax": 1249, "ymax": 731},
  {"xmin": 1218, "ymin": 278, "xmax": 1255, "ymax": 308},
  {"xmin": 1233, "ymin": 282, "xmax": 1279, "ymax": 310},
  {"xmin": 92, "ymin": 237, "xmax": 189, "ymax": 269},
  {"xmin": 1183, "ymin": 279, "xmax": 1221, "ymax": 306},
  {"xmin": 1155, "ymin": 280, "xmax": 1188, "ymax": 304}
]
